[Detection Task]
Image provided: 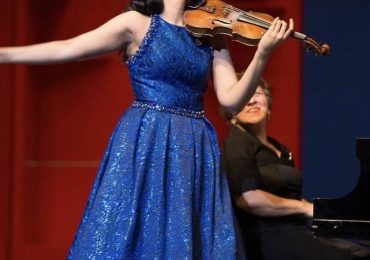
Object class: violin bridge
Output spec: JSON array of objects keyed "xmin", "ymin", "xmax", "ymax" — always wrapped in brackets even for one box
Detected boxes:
[{"xmin": 223, "ymin": 7, "xmax": 231, "ymax": 17}]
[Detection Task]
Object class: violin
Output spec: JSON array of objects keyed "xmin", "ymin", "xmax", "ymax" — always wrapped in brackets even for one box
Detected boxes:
[{"xmin": 185, "ymin": 0, "xmax": 330, "ymax": 56}]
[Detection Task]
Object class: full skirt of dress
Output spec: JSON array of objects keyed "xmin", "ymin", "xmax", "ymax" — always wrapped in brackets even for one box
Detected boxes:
[{"xmin": 67, "ymin": 105, "xmax": 243, "ymax": 259}]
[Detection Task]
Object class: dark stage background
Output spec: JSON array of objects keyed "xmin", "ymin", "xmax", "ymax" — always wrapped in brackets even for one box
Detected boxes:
[
  {"xmin": 1, "ymin": 0, "xmax": 368, "ymax": 259},
  {"xmin": 302, "ymin": 0, "xmax": 370, "ymax": 200}
]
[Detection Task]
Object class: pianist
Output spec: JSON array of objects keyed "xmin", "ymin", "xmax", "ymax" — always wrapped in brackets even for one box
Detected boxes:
[{"xmin": 221, "ymin": 78, "xmax": 370, "ymax": 259}]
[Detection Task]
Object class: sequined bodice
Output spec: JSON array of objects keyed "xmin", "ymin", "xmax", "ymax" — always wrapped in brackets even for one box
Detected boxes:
[{"xmin": 127, "ymin": 15, "xmax": 213, "ymax": 111}]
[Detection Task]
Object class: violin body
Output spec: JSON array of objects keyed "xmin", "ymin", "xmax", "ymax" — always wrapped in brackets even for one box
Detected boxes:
[
  {"xmin": 185, "ymin": 0, "xmax": 273, "ymax": 46},
  {"xmin": 184, "ymin": 0, "xmax": 330, "ymax": 56}
]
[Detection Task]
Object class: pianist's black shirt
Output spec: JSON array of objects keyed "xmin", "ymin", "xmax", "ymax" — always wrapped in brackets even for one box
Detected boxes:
[
  {"xmin": 221, "ymin": 126, "xmax": 304, "ymax": 223},
  {"xmin": 221, "ymin": 126, "xmax": 355, "ymax": 260}
]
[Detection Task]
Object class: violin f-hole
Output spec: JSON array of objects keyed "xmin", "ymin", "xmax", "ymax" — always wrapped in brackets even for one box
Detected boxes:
[{"xmin": 212, "ymin": 19, "xmax": 232, "ymax": 25}]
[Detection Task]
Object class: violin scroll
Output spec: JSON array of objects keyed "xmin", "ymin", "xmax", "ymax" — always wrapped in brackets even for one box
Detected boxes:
[{"xmin": 303, "ymin": 37, "xmax": 330, "ymax": 56}]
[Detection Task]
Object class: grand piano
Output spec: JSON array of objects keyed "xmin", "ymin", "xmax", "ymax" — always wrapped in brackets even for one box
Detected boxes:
[{"xmin": 312, "ymin": 138, "xmax": 370, "ymax": 240}]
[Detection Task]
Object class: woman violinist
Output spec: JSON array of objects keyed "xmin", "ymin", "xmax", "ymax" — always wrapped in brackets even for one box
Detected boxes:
[{"xmin": 0, "ymin": 0, "xmax": 293, "ymax": 258}]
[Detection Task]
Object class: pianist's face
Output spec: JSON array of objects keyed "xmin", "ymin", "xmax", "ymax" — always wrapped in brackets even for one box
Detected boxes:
[{"xmin": 234, "ymin": 86, "xmax": 270, "ymax": 126}]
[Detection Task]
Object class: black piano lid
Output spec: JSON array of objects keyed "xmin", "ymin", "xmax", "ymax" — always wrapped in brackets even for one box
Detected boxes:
[{"xmin": 312, "ymin": 138, "xmax": 370, "ymax": 240}]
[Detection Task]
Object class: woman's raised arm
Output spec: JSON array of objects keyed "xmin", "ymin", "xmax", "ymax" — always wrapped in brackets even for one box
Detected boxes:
[
  {"xmin": 0, "ymin": 10, "xmax": 145, "ymax": 64},
  {"xmin": 212, "ymin": 18, "xmax": 293, "ymax": 115}
]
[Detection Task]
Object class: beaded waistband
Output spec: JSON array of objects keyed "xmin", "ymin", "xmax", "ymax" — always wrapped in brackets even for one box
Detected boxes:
[{"xmin": 131, "ymin": 100, "xmax": 205, "ymax": 118}]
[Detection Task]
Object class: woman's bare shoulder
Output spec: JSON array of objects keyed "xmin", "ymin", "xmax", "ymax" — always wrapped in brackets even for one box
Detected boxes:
[{"xmin": 114, "ymin": 10, "xmax": 151, "ymax": 33}]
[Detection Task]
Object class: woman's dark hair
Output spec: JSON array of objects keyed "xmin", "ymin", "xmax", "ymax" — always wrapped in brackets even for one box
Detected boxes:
[{"xmin": 128, "ymin": 0, "xmax": 164, "ymax": 15}]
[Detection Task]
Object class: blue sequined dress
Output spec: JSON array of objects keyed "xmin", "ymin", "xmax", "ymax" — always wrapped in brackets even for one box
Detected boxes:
[{"xmin": 67, "ymin": 14, "xmax": 245, "ymax": 260}]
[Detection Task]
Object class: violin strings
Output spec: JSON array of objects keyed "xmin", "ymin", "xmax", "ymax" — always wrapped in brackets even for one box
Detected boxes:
[
  {"xmin": 225, "ymin": 5, "xmax": 269, "ymax": 23},
  {"xmin": 224, "ymin": 6, "xmax": 272, "ymax": 29},
  {"xmin": 232, "ymin": 9, "xmax": 271, "ymax": 28},
  {"xmin": 211, "ymin": 4, "xmax": 271, "ymax": 27},
  {"xmin": 238, "ymin": 15, "xmax": 270, "ymax": 29}
]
